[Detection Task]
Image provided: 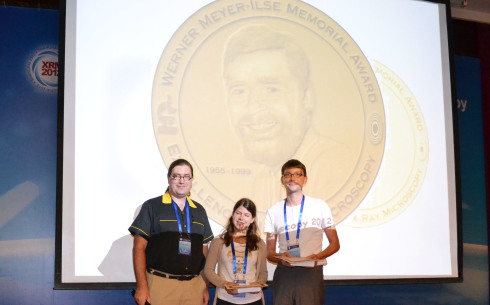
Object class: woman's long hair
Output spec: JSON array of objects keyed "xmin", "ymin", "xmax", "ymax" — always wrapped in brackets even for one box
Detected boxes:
[{"xmin": 222, "ymin": 198, "xmax": 261, "ymax": 251}]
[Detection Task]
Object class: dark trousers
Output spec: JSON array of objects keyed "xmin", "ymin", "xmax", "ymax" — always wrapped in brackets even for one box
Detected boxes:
[{"xmin": 272, "ymin": 264, "xmax": 324, "ymax": 305}]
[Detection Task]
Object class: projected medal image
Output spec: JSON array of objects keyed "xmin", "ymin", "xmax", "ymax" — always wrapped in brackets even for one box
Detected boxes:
[
  {"xmin": 151, "ymin": 0, "xmax": 385, "ymax": 229},
  {"xmin": 344, "ymin": 60, "xmax": 429, "ymax": 227}
]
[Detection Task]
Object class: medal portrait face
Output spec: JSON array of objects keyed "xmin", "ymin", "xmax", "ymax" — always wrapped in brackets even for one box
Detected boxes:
[
  {"xmin": 224, "ymin": 46, "xmax": 312, "ymax": 167},
  {"xmin": 153, "ymin": 0, "xmax": 385, "ymax": 229}
]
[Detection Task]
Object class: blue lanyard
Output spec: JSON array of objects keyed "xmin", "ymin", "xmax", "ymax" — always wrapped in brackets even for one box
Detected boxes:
[
  {"xmin": 172, "ymin": 199, "xmax": 191, "ymax": 234},
  {"xmin": 231, "ymin": 240, "xmax": 249, "ymax": 276},
  {"xmin": 283, "ymin": 195, "xmax": 305, "ymax": 243}
]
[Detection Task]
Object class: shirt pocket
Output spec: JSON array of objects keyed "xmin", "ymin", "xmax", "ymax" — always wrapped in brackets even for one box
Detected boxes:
[
  {"xmin": 157, "ymin": 218, "xmax": 179, "ymax": 232},
  {"xmin": 190, "ymin": 220, "xmax": 206, "ymax": 236}
]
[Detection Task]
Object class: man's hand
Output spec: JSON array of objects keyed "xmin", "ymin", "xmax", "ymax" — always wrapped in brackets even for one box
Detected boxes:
[
  {"xmin": 277, "ymin": 251, "xmax": 294, "ymax": 267},
  {"xmin": 301, "ymin": 253, "xmax": 319, "ymax": 268},
  {"xmin": 132, "ymin": 235, "xmax": 150, "ymax": 305},
  {"xmin": 305, "ymin": 253, "xmax": 320, "ymax": 260},
  {"xmin": 133, "ymin": 287, "xmax": 151, "ymax": 305}
]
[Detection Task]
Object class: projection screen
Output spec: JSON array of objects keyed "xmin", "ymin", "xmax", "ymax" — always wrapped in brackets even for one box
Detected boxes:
[{"xmin": 56, "ymin": 0, "xmax": 461, "ymax": 287}]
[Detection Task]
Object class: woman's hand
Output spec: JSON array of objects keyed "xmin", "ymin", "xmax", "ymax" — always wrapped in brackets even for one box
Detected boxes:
[
  {"xmin": 248, "ymin": 282, "xmax": 261, "ymax": 294},
  {"xmin": 224, "ymin": 282, "xmax": 240, "ymax": 295}
]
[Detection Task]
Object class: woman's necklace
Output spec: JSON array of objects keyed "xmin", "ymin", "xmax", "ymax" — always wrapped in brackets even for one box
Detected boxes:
[{"xmin": 233, "ymin": 233, "xmax": 247, "ymax": 244}]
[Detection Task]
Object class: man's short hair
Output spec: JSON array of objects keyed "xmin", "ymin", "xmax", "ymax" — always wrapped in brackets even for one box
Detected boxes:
[
  {"xmin": 222, "ymin": 24, "xmax": 310, "ymax": 91},
  {"xmin": 281, "ymin": 159, "xmax": 307, "ymax": 177}
]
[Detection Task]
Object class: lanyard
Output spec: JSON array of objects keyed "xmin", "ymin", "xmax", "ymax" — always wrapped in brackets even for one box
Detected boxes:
[
  {"xmin": 283, "ymin": 195, "xmax": 305, "ymax": 243},
  {"xmin": 231, "ymin": 240, "xmax": 249, "ymax": 276},
  {"xmin": 172, "ymin": 199, "xmax": 191, "ymax": 234}
]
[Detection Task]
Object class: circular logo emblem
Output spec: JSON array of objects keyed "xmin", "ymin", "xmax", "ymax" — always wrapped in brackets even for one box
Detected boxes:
[
  {"xmin": 344, "ymin": 60, "xmax": 429, "ymax": 227},
  {"xmin": 28, "ymin": 48, "xmax": 58, "ymax": 92},
  {"xmin": 152, "ymin": 0, "xmax": 385, "ymax": 229}
]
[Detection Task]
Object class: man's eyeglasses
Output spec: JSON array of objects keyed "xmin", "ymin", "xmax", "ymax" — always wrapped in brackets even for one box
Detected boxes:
[
  {"xmin": 282, "ymin": 172, "xmax": 304, "ymax": 179},
  {"xmin": 170, "ymin": 174, "xmax": 192, "ymax": 181}
]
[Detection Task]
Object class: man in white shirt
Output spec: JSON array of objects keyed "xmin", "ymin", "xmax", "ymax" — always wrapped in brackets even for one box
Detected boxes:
[{"xmin": 264, "ymin": 159, "xmax": 340, "ymax": 305}]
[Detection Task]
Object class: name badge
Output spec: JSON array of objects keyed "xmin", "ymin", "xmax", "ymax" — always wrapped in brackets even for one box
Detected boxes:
[
  {"xmin": 287, "ymin": 243, "xmax": 300, "ymax": 257},
  {"xmin": 233, "ymin": 279, "xmax": 246, "ymax": 298},
  {"xmin": 178, "ymin": 235, "xmax": 191, "ymax": 256}
]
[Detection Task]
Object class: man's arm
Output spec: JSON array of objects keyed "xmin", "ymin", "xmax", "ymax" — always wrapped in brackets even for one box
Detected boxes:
[
  {"xmin": 202, "ymin": 243, "xmax": 209, "ymax": 258},
  {"xmin": 266, "ymin": 233, "xmax": 294, "ymax": 265},
  {"xmin": 266, "ymin": 233, "xmax": 280, "ymax": 263},
  {"xmin": 133, "ymin": 235, "xmax": 150, "ymax": 305},
  {"xmin": 202, "ymin": 242, "xmax": 210, "ymax": 305},
  {"xmin": 307, "ymin": 226, "xmax": 340, "ymax": 260}
]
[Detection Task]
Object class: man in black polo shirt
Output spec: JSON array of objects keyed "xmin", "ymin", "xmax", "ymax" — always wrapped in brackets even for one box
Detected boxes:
[{"xmin": 129, "ymin": 159, "xmax": 214, "ymax": 305}]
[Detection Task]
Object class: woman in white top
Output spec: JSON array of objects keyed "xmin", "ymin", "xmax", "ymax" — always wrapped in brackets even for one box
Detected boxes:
[{"xmin": 204, "ymin": 198, "xmax": 268, "ymax": 305}]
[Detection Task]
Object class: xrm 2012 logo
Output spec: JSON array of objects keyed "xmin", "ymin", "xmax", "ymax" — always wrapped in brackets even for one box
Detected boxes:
[{"xmin": 28, "ymin": 48, "xmax": 58, "ymax": 93}]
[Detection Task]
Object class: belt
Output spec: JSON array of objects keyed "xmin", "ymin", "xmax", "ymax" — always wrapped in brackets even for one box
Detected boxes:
[{"xmin": 147, "ymin": 268, "xmax": 199, "ymax": 281}]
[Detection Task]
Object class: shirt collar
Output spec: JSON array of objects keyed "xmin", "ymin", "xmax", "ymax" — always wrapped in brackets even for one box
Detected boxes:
[{"xmin": 162, "ymin": 192, "xmax": 197, "ymax": 208}]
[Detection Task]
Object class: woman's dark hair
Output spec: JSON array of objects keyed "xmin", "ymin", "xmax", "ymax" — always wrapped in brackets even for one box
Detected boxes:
[{"xmin": 222, "ymin": 198, "xmax": 261, "ymax": 251}]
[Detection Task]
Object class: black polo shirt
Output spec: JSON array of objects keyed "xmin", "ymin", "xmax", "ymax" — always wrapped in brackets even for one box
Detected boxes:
[{"xmin": 129, "ymin": 193, "xmax": 214, "ymax": 275}]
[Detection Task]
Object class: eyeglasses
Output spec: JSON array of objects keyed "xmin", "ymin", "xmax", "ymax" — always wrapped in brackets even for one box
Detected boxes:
[
  {"xmin": 282, "ymin": 172, "xmax": 304, "ymax": 179},
  {"xmin": 170, "ymin": 174, "xmax": 192, "ymax": 181}
]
